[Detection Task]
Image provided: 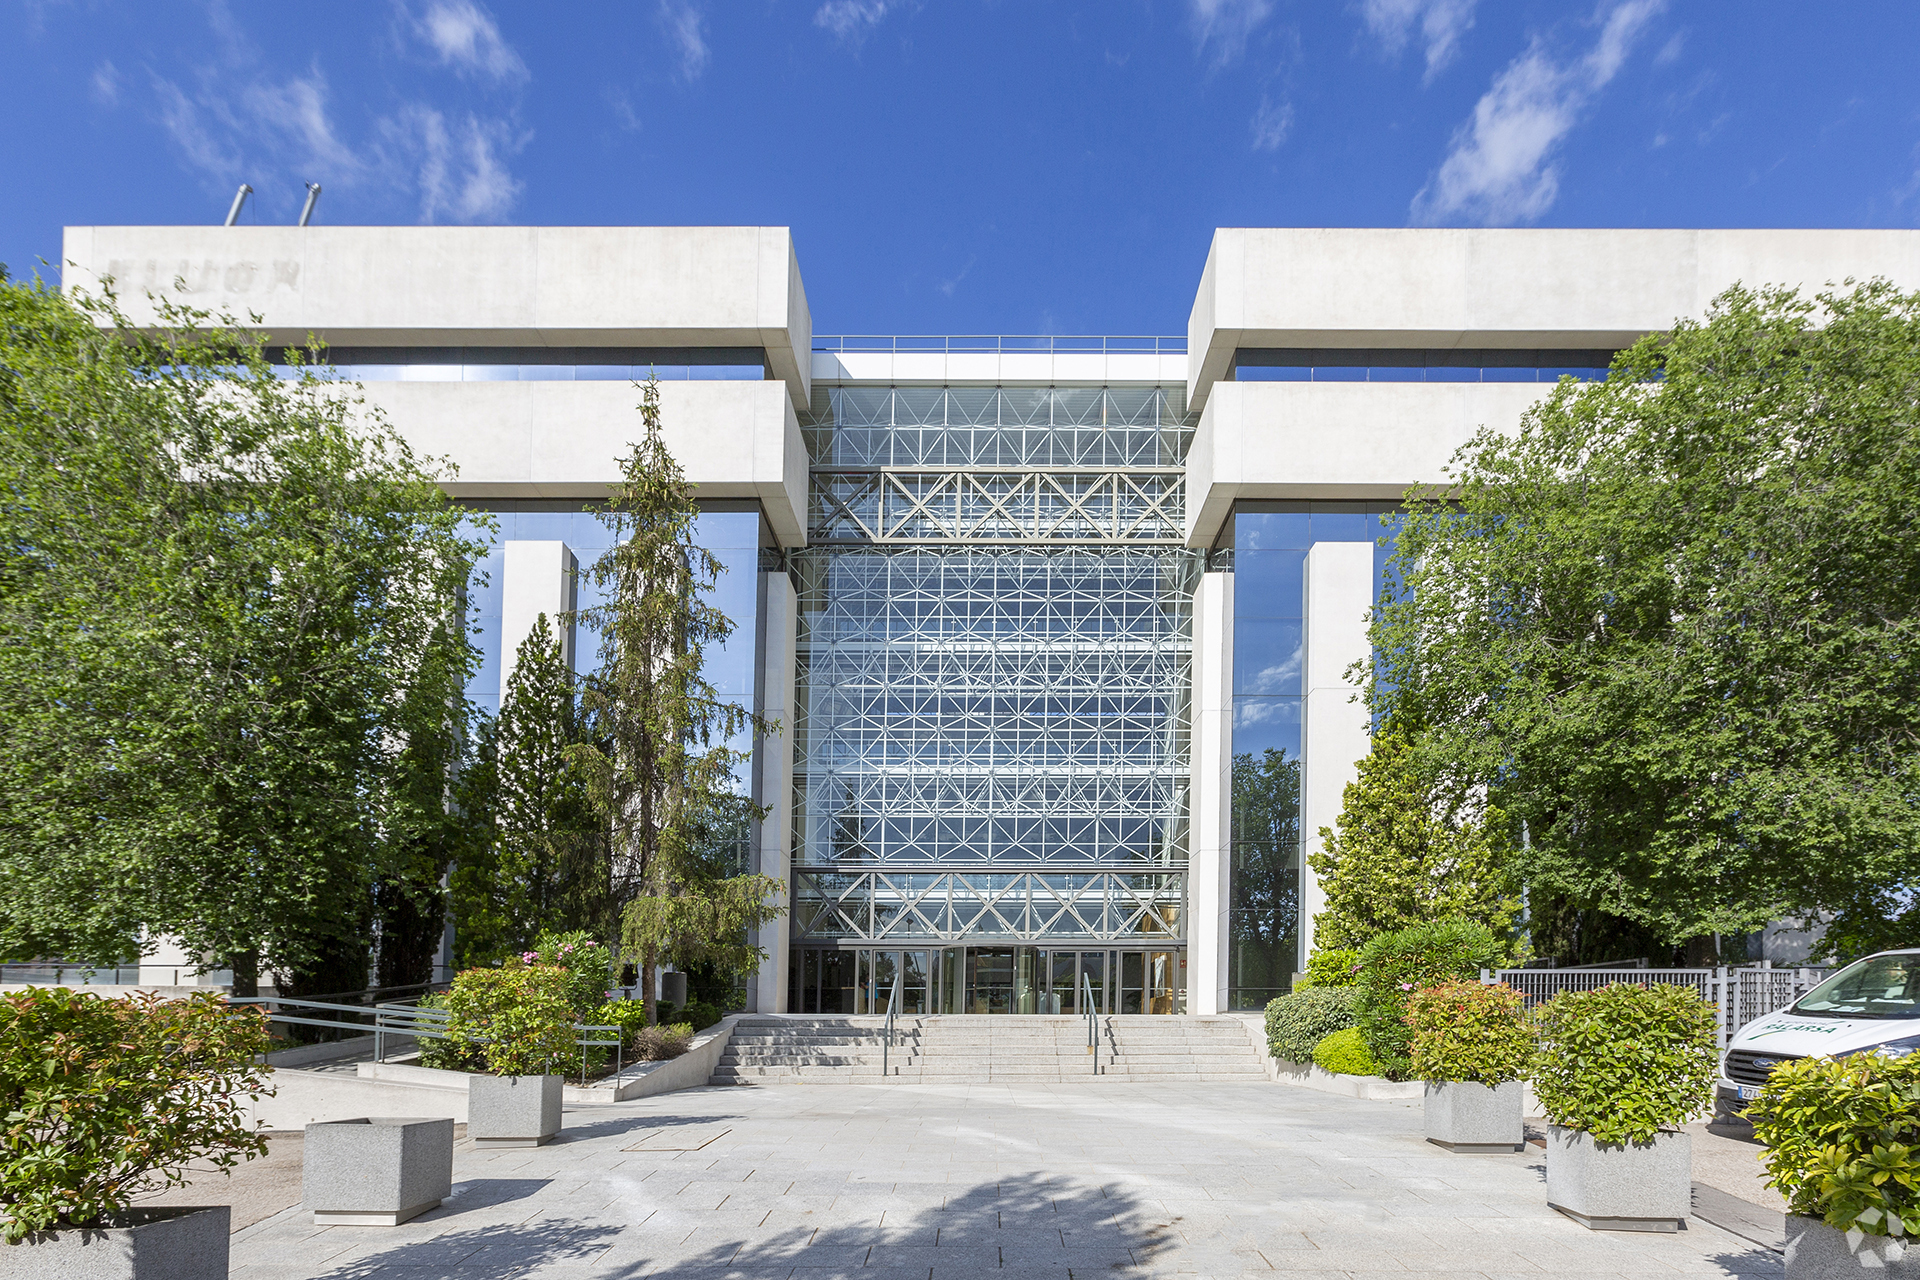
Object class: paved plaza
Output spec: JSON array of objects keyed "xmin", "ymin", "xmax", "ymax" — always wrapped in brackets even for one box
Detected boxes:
[{"xmin": 224, "ymin": 1082, "xmax": 1783, "ymax": 1280}]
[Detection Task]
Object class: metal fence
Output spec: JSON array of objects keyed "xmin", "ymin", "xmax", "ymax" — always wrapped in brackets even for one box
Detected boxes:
[
  {"xmin": 1484, "ymin": 963, "xmax": 1830, "ymax": 1050},
  {"xmin": 0, "ymin": 963, "xmax": 144, "ymax": 985}
]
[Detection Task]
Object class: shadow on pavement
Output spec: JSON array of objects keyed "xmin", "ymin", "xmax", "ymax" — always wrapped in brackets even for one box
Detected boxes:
[{"xmin": 302, "ymin": 1169, "xmax": 1165, "ymax": 1278}]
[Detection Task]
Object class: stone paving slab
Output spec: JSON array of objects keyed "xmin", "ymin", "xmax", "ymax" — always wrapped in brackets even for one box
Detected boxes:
[{"xmin": 228, "ymin": 1081, "xmax": 1785, "ymax": 1278}]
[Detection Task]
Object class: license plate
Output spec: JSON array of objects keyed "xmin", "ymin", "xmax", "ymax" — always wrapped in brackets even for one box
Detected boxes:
[{"xmin": 1737, "ymin": 1085, "xmax": 1763, "ymax": 1101}]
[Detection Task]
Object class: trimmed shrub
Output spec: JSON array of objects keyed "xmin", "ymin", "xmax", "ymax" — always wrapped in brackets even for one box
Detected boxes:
[
  {"xmin": 1750, "ymin": 1052, "xmax": 1920, "ymax": 1238},
  {"xmin": 632, "ymin": 1023, "xmax": 695, "ymax": 1062},
  {"xmin": 593, "ymin": 999, "xmax": 652, "ymax": 1052},
  {"xmin": 1265, "ymin": 987, "xmax": 1359, "ymax": 1063},
  {"xmin": 1303, "ymin": 948, "xmax": 1362, "ymax": 989},
  {"xmin": 1353, "ymin": 918, "xmax": 1506, "ymax": 1080},
  {"xmin": 1532, "ymin": 983, "xmax": 1717, "ymax": 1145},
  {"xmin": 444, "ymin": 964, "xmax": 581, "ymax": 1078},
  {"xmin": 0, "ymin": 989, "xmax": 271, "ymax": 1243},
  {"xmin": 1312, "ymin": 1027, "xmax": 1381, "ymax": 1076},
  {"xmin": 1405, "ymin": 980, "xmax": 1533, "ymax": 1085},
  {"xmin": 680, "ymin": 999, "xmax": 722, "ymax": 1032}
]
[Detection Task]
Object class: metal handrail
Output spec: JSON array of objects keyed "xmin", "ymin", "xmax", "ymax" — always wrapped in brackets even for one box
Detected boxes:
[
  {"xmin": 233, "ymin": 995, "xmax": 625, "ymax": 1075},
  {"xmin": 1083, "ymin": 974, "xmax": 1098, "ymax": 1074},
  {"xmin": 881, "ymin": 969, "xmax": 902, "ymax": 1078},
  {"xmin": 813, "ymin": 335, "xmax": 1188, "ymax": 356}
]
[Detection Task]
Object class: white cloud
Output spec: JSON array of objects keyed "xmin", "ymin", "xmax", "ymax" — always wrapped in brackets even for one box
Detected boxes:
[
  {"xmin": 1250, "ymin": 96, "xmax": 1293, "ymax": 150},
  {"xmin": 937, "ymin": 255, "xmax": 975, "ymax": 298},
  {"xmin": 605, "ymin": 87, "xmax": 643, "ymax": 133},
  {"xmin": 152, "ymin": 78, "xmax": 242, "ymax": 182},
  {"xmin": 91, "ymin": 60, "xmax": 121, "ymax": 107},
  {"xmin": 1187, "ymin": 0, "xmax": 1274, "ymax": 69},
  {"xmin": 658, "ymin": 0, "xmax": 710, "ymax": 80},
  {"xmin": 815, "ymin": 0, "xmax": 895, "ymax": 43},
  {"xmin": 412, "ymin": 0, "xmax": 528, "ymax": 84},
  {"xmin": 241, "ymin": 72, "xmax": 363, "ymax": 172},
  {"xmin": 1412, "ymin": 0, "xmax": 1665, "ymax": 225},
  {"xmin": 1360, "ymin": 0, "xmax": 1477, "ymax": 81},
  {"xmin": 379, "ymin": 106, "xmax": 525, "ymax": 222}
]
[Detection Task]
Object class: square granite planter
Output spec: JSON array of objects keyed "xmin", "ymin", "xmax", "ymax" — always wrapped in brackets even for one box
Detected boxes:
[
  {"xmin": 468, "ymin": 1074, "xmax": 564, "ymax": 1148},
  {"xmin": 1424, "ymin": 1081, "xmax": 1524, "ymax": 1152},
  {"xmin": 1786, "ymin": 1216, "xmax": 1920, "ymax": 1279},
  {"xmin": 1545, "ymin": 1125, "xmax": 1691, "ymax": 1232},
  {"xmin": 6, "ymin": 1205, "xmax": 229, "ymax": 1279},
  {"xmin": 303, "ymin": 1117, "xmax": 454, "ymax": 1226}
]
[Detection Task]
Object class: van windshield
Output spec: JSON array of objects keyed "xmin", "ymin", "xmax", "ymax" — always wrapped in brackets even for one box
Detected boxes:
[{"xmin": 1791, "ymin": 954, "xmax": 1920, "ymax": 1020}]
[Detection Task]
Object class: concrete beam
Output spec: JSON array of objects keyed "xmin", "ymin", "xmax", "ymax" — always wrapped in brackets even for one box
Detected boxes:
[
  {"xmin": 60, "ymin": 225, "xmax": 814, "ymax": 411},
  {"xmin": 1184, "ymin": 380, "xmax": 1552, "ymax": 547},
  {"xmin": 349, "ymin": 379, "xmax": 808, "ymax": 547},
  {"xmin": 1188, "ymin": 228, "xmax": 1920, "ymax": 411}
]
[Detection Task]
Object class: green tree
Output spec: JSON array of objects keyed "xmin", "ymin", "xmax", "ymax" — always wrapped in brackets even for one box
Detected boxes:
[
  {"xmin": 1309, "ymin": 719, "xmax": 1520, "ymax": 955},
  {"xmin": 451, "ymin": 616, "xmax": 603, "ymax": 965},
  {"xmin": 569, "ymin": 380, "xmax": 784, "ymax": 1022},
  {"xmin": 1369, "ymin": 281, "xmax": 1920, "ymax": 959},
  {"xmin": 0, "ymin": 275, "xmax": 487, "ymax": 992}
]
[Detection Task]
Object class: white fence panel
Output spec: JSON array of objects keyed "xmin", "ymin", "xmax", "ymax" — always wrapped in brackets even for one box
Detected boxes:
[{"xmin": 1484, "ymin": 963, "xmax": 1829, "ymax": 1050}]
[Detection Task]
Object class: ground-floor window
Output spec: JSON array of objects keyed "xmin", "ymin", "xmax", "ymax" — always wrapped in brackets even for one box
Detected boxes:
[{"xmin": 789, "ymin": 945, "xmax": 1185, "ymax": 1015}]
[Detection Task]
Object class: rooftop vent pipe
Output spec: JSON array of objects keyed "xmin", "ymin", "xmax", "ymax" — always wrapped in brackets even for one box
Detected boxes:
[
  {"xmin": 223, "ymin": 183, "xmax": 252, "ymax": 226},
  {"xmin": 298, "ymin": 182, "xmax": 322, "ymax": 227}
]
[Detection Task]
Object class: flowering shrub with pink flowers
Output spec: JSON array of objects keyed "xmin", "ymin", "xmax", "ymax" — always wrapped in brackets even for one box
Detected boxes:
[{"xmin": 529, "ymin": 930, "xmax": 615, "ymax": 1019}]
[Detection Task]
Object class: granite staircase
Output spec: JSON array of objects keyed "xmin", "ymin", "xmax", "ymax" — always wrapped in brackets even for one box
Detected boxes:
[{"xmin": 708, "ymin": 1015, "xmax": 1268, "ymax": 1084}]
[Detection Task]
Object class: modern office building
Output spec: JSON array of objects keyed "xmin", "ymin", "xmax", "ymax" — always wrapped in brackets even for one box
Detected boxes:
[{"xmin": 62, "ymin": 225, "xmax": 1920, "ymax": 1011}]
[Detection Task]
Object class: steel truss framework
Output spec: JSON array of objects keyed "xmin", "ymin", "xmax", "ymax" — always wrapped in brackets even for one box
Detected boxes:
[
  {"xmin": 812, "ymin": 468, "xmax": 1183, "ymax": 545},
  {"xmin": 792, "ymin": 386, "xmax": 1198, "ymax": 945},
  {"xmin": 792, "ymin": 869, "xmax": 1185, "ymax": 944}
]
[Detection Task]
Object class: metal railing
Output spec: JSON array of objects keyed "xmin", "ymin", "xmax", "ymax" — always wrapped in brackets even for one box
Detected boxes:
[
  {"xmin": 1083, "ymin": 974, "xmax": 1099, "ymax": 1074},
  {"xmin": 813, "ymin": 335, "xmax": 1187, "ymax": 356},
  {"xmin": 0, "ymin": 963, "xmax": 144, "ymax": 985},
  {"xmin": 233, "ymin": 995, "xmax": 626, "ymax": 1083},
  {"xmin": 1484, "ymin": 962, "xmax": 1831, "ymax": 1049},
  {"xmin": 880, "ymin": 969, "xmax": 902, "ymax": 1078}
]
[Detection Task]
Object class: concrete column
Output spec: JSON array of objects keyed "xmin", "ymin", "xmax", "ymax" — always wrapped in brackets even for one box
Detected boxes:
[
  {"xmin": 753, "ymin": 569, "xmax": 798, "ymax": 1014},
  {"xmin": 1187, "ymin": 570, "xmax": 1234, "ymax": 1015},
  {"xmin": 500, "ymin": 541, "xmax": 577, "ymax": 693},
  {"xmin": 1299, "ymin": 542, "xmax": 1375, "ymax": 970}
]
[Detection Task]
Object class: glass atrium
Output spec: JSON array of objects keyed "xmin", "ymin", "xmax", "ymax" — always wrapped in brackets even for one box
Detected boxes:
[{"xmin": 789, "ymin": 386, "xmax": 1198, "ymax": 1013}]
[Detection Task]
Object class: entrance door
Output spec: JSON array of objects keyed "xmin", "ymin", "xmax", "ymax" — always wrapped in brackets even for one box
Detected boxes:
[{"xmin": 1053, "ymin": 951, "xmax": 1110, "ymax": 1014}]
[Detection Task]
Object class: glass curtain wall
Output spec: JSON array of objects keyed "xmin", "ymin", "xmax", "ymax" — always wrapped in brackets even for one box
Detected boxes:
[
  {"xmin": 1224, "ymin": 502, "xmax": 1398, "ymax": 1009},
  {"xmin": 790, "ymin": 387, "xmax": 1198, "ymax": 1008}
]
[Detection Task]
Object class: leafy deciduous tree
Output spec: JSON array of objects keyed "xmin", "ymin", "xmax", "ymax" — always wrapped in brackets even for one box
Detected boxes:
[{"xmin": 1370, "ymin": 282, "xmax": 1920, "ymax": 958}]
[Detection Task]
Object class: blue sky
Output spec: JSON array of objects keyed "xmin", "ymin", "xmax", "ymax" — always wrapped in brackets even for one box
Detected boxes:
[{"xmin": 5, "ymin": 1, "xmax": 1919, "ymax": 334}]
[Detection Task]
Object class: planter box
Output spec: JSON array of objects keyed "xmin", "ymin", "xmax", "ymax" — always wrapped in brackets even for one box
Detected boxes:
[
  {"xmin": 468, "ymin": 1074, "xmax": 563, "ymax": 1148},
  {"xmin": 303, "ymin": 1117, "xmax": 453, "ymax": 1226},
  {"xmin": 6, "ymin": 1205, "xmax": 229, "ymax": 1279},
  {"xmin": 1425, "ymin": 1081, "xmax": 1524, "ymax": 1153},
  {"xmin": 1786, "ymin": 1215, "xmax": 1920, "ymax": 1278},
  {"xmin": 1546, "ymin": 1125, "xmax": 1690, "ymax": 1232}
]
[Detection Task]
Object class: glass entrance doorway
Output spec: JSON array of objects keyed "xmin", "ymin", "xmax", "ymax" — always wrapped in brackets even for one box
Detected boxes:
[{"xmin": 790, "ymin": 946, "xmax": 1185, "ymax": 1014}]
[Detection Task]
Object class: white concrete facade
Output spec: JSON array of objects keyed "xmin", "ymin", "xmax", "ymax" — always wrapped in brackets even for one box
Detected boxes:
[
  {"xmin": 499, "ymin": 542, "xmax": 577, "ymax": 692},
  {"xmin": 1297, "ymin": 543, "xmax": 1377, "ymax": 966},
  {"xmin": 59, "ymin": 221, "xmax": 1920, "ymax": 1007},
  {"xmin": 1187, "ymin": 572, "xmax": 1234, "ymax": 1015},
  {"xmin": 752, "ymin": 571, "xmax": 798, "ymax": 1016}
]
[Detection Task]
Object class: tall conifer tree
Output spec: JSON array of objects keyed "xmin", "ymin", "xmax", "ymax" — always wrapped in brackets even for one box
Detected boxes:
[{"xmin": 570, "ymin": 380, "xmax": 784, "ymax": 1021}]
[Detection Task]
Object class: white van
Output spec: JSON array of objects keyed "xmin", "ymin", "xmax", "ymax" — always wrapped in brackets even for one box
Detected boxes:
[{"xmin": 1719, "ymin": 948, "xmax": 1920, "ymax": 1116}]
